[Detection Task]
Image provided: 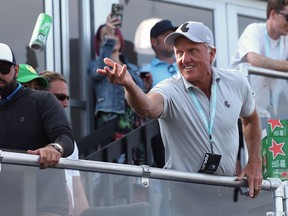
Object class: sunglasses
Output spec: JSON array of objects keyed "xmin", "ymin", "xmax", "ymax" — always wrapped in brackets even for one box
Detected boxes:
[
  {"xmin": 53, "ymin": 93, "xmax": 70, "ymax": 101},
  {"xmin": 168, "ymin": 65, "xmax": 176, "ymax": 74},
  {"xmin": 0, "ymin": 64, "xmax": 14, "ymax": 75},
  {"xmin": 277, "ymin": 11, "xmax": 288, "ymax": 22}
]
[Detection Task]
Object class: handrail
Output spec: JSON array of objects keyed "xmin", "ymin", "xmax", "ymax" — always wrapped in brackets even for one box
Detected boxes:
[
  {"xmin": 243, "ymin": 64, "xmax": 288, "ymax": 79},
  {"xmin": 0, "ymin": 150, "xmax": 281, "ymax": 192}
]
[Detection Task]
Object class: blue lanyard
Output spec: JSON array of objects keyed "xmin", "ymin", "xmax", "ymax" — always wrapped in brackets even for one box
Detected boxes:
[{"xmin": 189, "ymin": 81, "xmax": 217, "ymax": 153}]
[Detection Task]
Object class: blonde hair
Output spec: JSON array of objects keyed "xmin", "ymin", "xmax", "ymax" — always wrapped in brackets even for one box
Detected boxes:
[{"xmin": 39, "ymin": 70, "xmax": 66, "ymax": 90}]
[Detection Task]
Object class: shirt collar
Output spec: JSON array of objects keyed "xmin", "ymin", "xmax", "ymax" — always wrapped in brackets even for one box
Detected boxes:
[
  {"xmin": 2, "ymin": 83, "xmax": 23, "ymax": 103},
  {"xmin": 151, "ymin": 57, "xmax": 177, "ymax": 67}
]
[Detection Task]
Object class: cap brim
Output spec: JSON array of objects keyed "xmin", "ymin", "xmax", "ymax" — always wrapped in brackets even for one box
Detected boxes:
[
  {"xmin": 0, "ymin": 59, "xmax": 15, "ymax": 65},
  {"xmin": 18, "ymin": 75, "xmax": 48, "ymax": 87},
  {"xmin": 165, "ymin": 32, "xmax": 204, "ymax": 45},
  {"xmin": 151, "ymin": 26, "xmax": 177, "ymax": 38}
]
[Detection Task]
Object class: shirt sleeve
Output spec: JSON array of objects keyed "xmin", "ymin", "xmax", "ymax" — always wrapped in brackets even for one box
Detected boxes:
[
  {"xmin": 87, "ymin": 39, "xmax": 115, "ymax": 82},
  {"xmin": 240, "ymin": 74, "xmax": 256, "ymax": 117},
  {"xmin": 39, "ymin": 92, "xmax": 75, "ymax": 157},
  {"xmin": 237, "ymin": 23, "xmax": 264, "ymax": 61}
]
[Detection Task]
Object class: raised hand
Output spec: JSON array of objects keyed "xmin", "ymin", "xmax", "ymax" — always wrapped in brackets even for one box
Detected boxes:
[{"xmin": 97, "ymin": 57, "xmax": 133, "ymax": 87}]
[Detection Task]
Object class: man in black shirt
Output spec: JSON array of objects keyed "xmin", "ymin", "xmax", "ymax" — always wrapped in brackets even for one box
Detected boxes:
[{"xmin": 0, "ymin": 42, "xmax": 74, "ymax": 216}]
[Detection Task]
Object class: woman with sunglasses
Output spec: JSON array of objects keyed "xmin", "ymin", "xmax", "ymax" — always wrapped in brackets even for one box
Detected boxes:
[{"xmin": 39, "ymin": 71, "xmax": 89, "ymax": 216}]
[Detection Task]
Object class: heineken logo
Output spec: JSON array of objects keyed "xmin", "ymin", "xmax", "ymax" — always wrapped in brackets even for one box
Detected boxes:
[{"xmin": 268, "ymin": 139, "xmax": 285, "ymax": 159}]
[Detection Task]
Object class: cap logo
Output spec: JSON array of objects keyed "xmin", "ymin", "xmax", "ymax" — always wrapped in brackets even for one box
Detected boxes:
[
  {"xmin": 26, "ymin": 65, "xmax": 37, "ymax": 74},
  {"xmin": 180, "ymin": 23, "xmax": 189, "ymax": 32}
]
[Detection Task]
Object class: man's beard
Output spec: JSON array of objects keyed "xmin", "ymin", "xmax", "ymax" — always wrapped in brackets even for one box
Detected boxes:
[
  {"xmin": 0, "ymin": 74, "xmax": 17, "ymax": 98},
  {"xmin": 162, "ymin": 49, "xmax": 175, "ymax": 58}
]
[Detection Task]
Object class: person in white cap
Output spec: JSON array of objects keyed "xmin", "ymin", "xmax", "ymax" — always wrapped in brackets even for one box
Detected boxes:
[
  {"xmin": 0, "ymin": 42, "xmax": 74, "ymax": 216},
  {"xmin": 97, "ymin": 21, "xmax": 262, "ymax": 215}
]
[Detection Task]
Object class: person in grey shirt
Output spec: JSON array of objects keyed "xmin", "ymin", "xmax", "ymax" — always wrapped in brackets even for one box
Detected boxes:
[{"xmin": 97, "ymin": 21, "xmax": 262, "ymax": 215}]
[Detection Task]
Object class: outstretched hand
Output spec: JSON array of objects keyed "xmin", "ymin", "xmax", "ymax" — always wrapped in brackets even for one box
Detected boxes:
[{"xmin": 97, "ymin": 58, "xmax": 133, "ymax": 87}]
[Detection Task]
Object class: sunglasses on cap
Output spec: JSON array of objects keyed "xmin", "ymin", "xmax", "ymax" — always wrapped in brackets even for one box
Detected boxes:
[
  {"xmin": 168, "ymin": 65, "xmax": 176, "ymax": 74},
  {"xmin": 0, "ymin": 63, "xmax": 14, "ymax": 75},
  {"xmin": 53, "ymin": 93, "xmax": 70, "ymax": 101},
  {"xmin": 277, "ymin": 10, "xmax": 288, "ymax": 22}
]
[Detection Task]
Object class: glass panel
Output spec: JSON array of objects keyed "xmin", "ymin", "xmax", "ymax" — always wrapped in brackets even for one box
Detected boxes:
[
  {"xmin": 0, "ymin": 163, "xmax": 67, "ymax": 216},
  {"xmin": 0, "ymin": 162, "xmax": 275, "ymax": 216},
  {"xmin": 248, "ymin": 73, "xmax": 288, "ymax": 130}
]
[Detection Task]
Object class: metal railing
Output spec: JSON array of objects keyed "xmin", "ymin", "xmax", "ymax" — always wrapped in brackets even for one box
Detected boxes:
[
  {"xmin": 0, "ymin": 150, "xmax": 287, "ymax": 215},
  {"xmin": 5, "ymin": 65, "xmax": 284, "ymax": 215}
]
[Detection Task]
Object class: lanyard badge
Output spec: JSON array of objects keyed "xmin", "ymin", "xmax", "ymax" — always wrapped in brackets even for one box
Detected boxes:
[{"xmin": 189, "ymin": 81, "xmax": 222, "ymax": 174}]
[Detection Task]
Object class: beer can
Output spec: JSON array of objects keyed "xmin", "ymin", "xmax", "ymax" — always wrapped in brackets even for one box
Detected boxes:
[{"xmin": 29, "ymin": 13, "xmax": 53, "ymax": 52}]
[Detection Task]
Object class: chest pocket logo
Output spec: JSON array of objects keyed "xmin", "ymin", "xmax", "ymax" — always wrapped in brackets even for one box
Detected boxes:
[
  {"xmin": 20, "ymin": 117, "xmax": 25, "ymax": 122},
  {"xmin": 224, "ymin": 101, "xmax": 230, "ymax": 108}
]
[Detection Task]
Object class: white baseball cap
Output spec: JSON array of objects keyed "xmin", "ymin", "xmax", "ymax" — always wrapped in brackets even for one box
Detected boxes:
[
  {"xmin": 0, "ymin": 43, "xmax": 15, "ymax": 64},
  {"xmin": 165, "ymin": 21, "xmax": 214, "ymax": 47}
]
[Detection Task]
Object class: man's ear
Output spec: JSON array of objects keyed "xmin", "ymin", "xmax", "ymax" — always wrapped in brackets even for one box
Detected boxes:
[
  {"xmin": 270, "ymin": 9, "xmax": 277, "ymax": 19},
  {"xmin": 14, "ymin": 64, "xmax": 19, "ymax": 77},
  {"xmin": 210, "ymin": 48, "xmax": 216, "ymax": 65},
  {"xmin": 151, "ymin": 37, "xmax": 157, "ymax": 47}
]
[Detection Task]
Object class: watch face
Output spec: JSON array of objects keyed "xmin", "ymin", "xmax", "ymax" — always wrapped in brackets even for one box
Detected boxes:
[{"xmin": 52, "ymin": 143, "xmax": 63, "ymax": 153}]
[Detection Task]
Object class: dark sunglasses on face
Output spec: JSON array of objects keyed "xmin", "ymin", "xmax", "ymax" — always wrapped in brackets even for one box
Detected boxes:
[
  {"xmin": 277, "ymin": 10, "xmax": 288, "ymax": 22},
  {"xmin": 53, "ymin": 93, "xmax": 70, "ymax": 101},
  {"xmin": 0, "ymin": 64, "xmax": 14, "ymax": 75}
]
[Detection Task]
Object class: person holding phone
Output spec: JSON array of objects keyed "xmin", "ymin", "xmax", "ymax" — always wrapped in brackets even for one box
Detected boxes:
[
  {"xmin": 111, "ymin": 3, "xmax": 123, "ymax": 28},
  {"xmin": 87, "ymin": 12, "xmax": 149, "ymax": 164}
]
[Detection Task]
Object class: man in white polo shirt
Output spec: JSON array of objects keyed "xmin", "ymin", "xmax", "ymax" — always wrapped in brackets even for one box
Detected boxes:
[{"xmin": 230, "ymin": 0, "xmax": 288, "ymax": 126}]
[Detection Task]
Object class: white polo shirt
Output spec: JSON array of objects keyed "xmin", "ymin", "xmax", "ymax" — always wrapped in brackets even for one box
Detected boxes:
[{"xmin": 230, "ymin": 22, "xmax": 288, "ymax": 118}]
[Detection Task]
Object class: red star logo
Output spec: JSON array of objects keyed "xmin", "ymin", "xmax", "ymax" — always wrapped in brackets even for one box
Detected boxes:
[
  {"xmin": 267, "ymin": 119, "xmax": 283, "ymax": 131},
  {"xmin": 268, "ymin": 139, "xmax": 285, "ymax": 159},
  {"xmin": 281, "ymin": 172, "xmax": 288, "ymax": 178}
]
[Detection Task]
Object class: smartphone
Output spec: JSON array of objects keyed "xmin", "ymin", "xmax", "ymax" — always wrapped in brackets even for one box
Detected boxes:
[
  {"xmin": 140, "ymin": 71, "xmax": 150, "ymax": 78},
  {"xmin": 111, "ymin": 3, "xmax": 123, "ymax": 28}
]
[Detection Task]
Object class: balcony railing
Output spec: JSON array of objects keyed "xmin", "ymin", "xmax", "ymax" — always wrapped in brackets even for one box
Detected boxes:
[
  {"xmin": 2, "ymin": 65, "xmax": 288, "ymax": 215},
  {"xmin": 0, "ymin": 150, "xmax": 286, "ymax": 216}
]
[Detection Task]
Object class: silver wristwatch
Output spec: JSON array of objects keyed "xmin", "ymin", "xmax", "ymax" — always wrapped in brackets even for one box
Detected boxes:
[{"xmin": 49, "ymin": 143, "xmax": 64, "ymax": 154}]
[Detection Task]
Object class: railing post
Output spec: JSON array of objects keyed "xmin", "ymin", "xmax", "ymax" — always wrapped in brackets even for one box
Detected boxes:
[
  {"xmin": 269, "ymin": 178, "xmax": 285, "ymax": 212},
  {"xmin": 283, "ymin": 181, "xmax": 288, "ymax": 212}
]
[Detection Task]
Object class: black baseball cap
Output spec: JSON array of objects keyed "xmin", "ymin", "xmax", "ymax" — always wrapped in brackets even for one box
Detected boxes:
[{"xmin": 150, "ymin": 20, "xmax": 177, "ymax": 38}]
